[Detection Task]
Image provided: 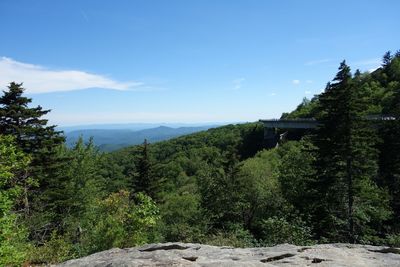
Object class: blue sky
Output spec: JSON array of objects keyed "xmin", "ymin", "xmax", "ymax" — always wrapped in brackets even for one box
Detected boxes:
[{"xmin": 0, "ymin": 0, "xmax": 399, "ymax": 126}]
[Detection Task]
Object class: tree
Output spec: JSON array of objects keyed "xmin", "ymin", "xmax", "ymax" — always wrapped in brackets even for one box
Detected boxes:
[
  {"xmin": 0, "ymin": 82, "xmax": 64, "ymax": 159},
  {"xmin": 133, "ymin": 139, "xmax": 160, "ymax": 200},
  {"xmin": 31, "ymin": 138, "xmax": 105, "ymax": 242},
  {"xmin": 277, "ymin": 139, "xmax": 316, "ymax": 216},
  {"xmin": 378, "ymin": 56, "xmax": 400, "ymax": 233},
  {"xmin": 78, "ymin": 190, "xmax": 159, "ymax": 255},
  {"xmin": 312, "ymin": 61, "xmax": 390, "ymax": 243},
  {"xmin": 197, "ymin": 161, "xmax": 242, "ymax": 229},
  {"xmin": 382, "ymin": 51, "xmax": 393, "ymax": 68},
  {"xmin": 0, "ymin": 82, "xmax": 64, "ymax": 215}
]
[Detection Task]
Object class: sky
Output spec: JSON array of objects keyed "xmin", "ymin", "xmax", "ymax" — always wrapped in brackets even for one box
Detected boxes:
[{"xmin": 0, "ymin": 0, "xmax": 399, "ymax": 126}]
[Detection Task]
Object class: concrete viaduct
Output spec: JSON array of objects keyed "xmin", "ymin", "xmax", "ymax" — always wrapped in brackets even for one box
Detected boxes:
[{"xmin": 259, "ymin": 116, "xmax": 396, "ymax": 148}]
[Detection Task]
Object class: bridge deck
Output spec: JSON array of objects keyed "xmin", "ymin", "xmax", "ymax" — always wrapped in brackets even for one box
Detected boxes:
[
  {"xmin": 259, "ymin": 117, "xmax": 396, "ymax": 148},
  {"xmin": 259, "ymin": 119, "xmax": 319, "ymax": 129},
  {"xmin": 260, "ymin": 116, "xmax": 396, "ymax": 130}
]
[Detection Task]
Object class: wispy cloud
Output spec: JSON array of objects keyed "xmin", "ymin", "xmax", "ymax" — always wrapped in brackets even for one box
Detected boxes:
[
  {"xmin": 306, "ymin": 80, "xmax": 313, "ymax": 84},
  {"xmin": 0, "ymin": 57, "xmax": 142, "ymax": 94},
  {"xmin": 304, "ymin": 59, "xmax": 332, "ymax": 66},
  {"xmin": 270, "ymin": 92, "xmax": 277, "ymax": 96},
  {"xmin": 232, "ymin": 78, "xmax": 245, "ymax": 90},
  {"xmin": 305, "ymin": 90, "xmax": 312, "ymax": 95},
  {"xmin": 292, "ymin": 79, "xmax": 300, "ymax": 85}
]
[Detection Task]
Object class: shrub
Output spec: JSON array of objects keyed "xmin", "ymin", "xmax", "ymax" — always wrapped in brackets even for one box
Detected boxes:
[
  {"xmin": 28, "ymin": 232, "xmax": 74, "ymax": 264},
  {"xmin": 260, "ymin": 216, "xmax": 313, "ymax": 246}
]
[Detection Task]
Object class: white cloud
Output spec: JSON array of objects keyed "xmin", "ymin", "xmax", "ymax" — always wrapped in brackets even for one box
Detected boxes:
[
  {"xmin": 292, "ymin": 79, "xmax": 300, "ymax": 85},
  {"xmin": 306, "ymin": 80, "xmax": 313, "ymax": 84},
  {"xmin": 232, "ymin": 78, "xmax": 245, "ymax": 90},
  {"xmin": 0, "ymin": 57, "xmax": 142, "ymax": 94},
  {"xmin": 305, "ymin": 90, "xmax": 312, "ymax": 95},
  {"xmin": 270, "ymin": 92, "xmax": 276, "ymax": 96}
]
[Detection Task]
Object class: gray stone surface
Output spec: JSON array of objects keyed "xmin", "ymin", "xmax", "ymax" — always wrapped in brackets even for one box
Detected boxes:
[{"xmin": 57, "ymin": 242, "xmax": 400, "ymax": 267}]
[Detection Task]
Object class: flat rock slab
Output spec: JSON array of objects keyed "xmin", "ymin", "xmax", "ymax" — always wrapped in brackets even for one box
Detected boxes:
[{"xmin": 56, "ymin": 242, "xmax": 400, "ymax": 267}]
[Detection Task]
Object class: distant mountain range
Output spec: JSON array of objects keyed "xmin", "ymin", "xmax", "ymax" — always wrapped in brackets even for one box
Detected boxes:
[
  {"xmin": 64, "ymin": 125, "xmax": 219, "ymax": 151},
  {"xmin": 59, "ymin": 122, "xmax": 224, "ymax": 133}
]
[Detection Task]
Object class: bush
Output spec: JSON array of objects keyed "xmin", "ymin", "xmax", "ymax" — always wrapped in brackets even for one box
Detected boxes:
[
  {"xmin": 28, "ymin": 232, "xmax": 74, "ymax": 264},
  {"xmin": 386, "ymin": 234, "xmax": 400, "ymax": 247},
  {"xmin": 78, "ymin": 191, "xmax": 160, "ymax": 255},
  {"xmin": 260, "ymin": 216, "xmax": 313, "ymax": 246},
  {"xmin": 0, "ymin": 213, "xmax": 30, "ymax": 266},
  {"xmin": 0, "ymin": 135, "xmax": 31, "ymax": 266},
  {"xmin": 203, "ymin": 225, "xmax": 259, "ymax": 248}
]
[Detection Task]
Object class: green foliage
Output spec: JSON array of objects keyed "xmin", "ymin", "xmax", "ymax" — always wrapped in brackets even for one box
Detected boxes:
[
  {"xmin": 29, "ymin": 137, "xmax": 104, "ymax": 244},
  {"xmin": 0, "ymin": 82, "xmax": 64, "ymax": 155},
  {"xmin": 132, "ymin": 139, "xmax": 162, "ymax": 200},
  {"xmin": 281, "ymin": 97, "xmax": 319, "ymax": 119},
  {"xmin": 236, "ymin": 149, "xmax": 283, "ymax": 231},
  {"xmin": 277, "ymin": 140, "xmax": 316, "ymax": 214},
  {"xmin": 0, "ymin": 135, "xmax": 30, "ymax": 266},
  {"xmin": 312, "ymin": 61, "xmax": 391, "ymax": 243},
  {"xmin": 0, "ymin": 82, "xmax": 64, "ymax": 181},
  {"xmin": 386, "ymin": 234, "xmax": 400, "ymax": 247},
  {"xmin": 28, "ymin": 231, "xmax": 74, "ymax": 264},
  {"xmin": 158, "ymin": 192, "xmax": 204, "ymax": 242},
  {"xmin": 77, "ymin": 190, "xmax": 159, "ymax": 256},
  {"xmin": 203, "ymin": 226, "xmax": 258, "ymax": 248},
  {"xmin": 260, "ymin": 216, "xmax": 313, "ymax": 246}
]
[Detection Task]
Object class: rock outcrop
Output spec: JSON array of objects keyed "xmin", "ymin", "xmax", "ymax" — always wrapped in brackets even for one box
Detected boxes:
[{"xmin": 57, "ymin": 242, "xmax": 400, "ymax": 266}]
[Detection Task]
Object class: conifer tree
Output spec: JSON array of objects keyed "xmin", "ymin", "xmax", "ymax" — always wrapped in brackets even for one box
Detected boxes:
[
  {"xmin": 134, "ymin": 139, "xmax": 158, "ymax": 199},
  {"xmin": 382, "ymin": 51, "xmax": 393, "ymax": 68},
  {"xmin": 0, "ymin": 82, "xmax": 64, "ymax": 157},
  {"xmin": 379, "ymin": 55, "xmax": 400, "ymax": 231},
  {"xmin": 0, "ymin": 82, "xmax": 65, "ymax": 215},
  {"xmin": 312, "ymin": 62, "xmax": 390, "ymax": 243}
]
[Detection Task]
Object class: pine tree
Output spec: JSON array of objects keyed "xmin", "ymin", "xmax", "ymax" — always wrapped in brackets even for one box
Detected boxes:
[
  {"xmin": 0, "ymin": 82, "xmax": 65, "ymax": 216},
  {"xmin": 133, "ymin": 139, "xmax": 158, "ymax": 199},
  {"xmin": 378, "ymin": 56, "xmax": 400, "ymax": 232},
  {"xmin": 0, "ymin": 82, "xmax": 64, "ymax": 157},
  {"xmin": 382, "ymin": 51, "xmax": 393, "ymax": 68},
  {"xmin": 312, "ymin": 62, "xmax": 390, "ymax": 243}
]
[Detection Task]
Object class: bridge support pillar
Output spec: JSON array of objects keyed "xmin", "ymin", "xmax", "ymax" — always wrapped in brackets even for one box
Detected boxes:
[{"xmin": 264, "ymin": 128, "xmax": 278, "ymax": 148}]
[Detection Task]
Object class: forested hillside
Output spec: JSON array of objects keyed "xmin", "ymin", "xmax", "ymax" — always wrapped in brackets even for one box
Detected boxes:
[{"xmin": 1, "ymin": 51, "xmax": 400, "ymax": 266}]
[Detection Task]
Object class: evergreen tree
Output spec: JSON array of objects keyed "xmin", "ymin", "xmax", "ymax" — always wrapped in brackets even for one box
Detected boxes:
[
  {"xmin": 0, "ymin": 82, "xmax": 65, "ymax": 216},
  {"xmin": 133, "ymin": 139, "xmax": 158, "ymax": 199},
  {"xmin": 32, "ymin": 138, "xmax": 104, "ymax": 241},
  {"xmin": 312, "ymin": 62, "xmax": 390, "ymax": 243},
  {"xmin": 382, "ymin": 51, "xmax": 393, "ymax": 68},
  {"xmin": 379, "ymin": 56, "xmax": 400, "ymax": 232},
  {"xmin": 0, "ymin": 82, "xmax": 64, "ymax": 158}
]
